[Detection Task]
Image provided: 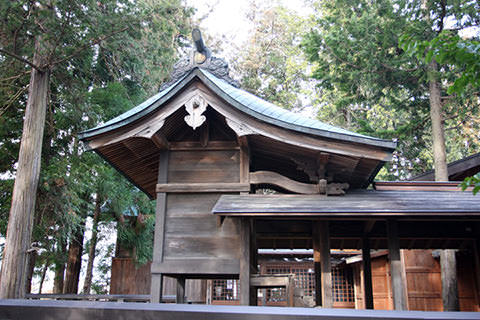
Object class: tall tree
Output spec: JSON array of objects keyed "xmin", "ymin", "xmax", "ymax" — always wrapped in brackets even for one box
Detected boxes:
[
  {"xmin": 303, "ymin": 0, "xmax": 479, "ymax": 180},
  {"xmin": 304, "ymin": 0, "xmax": 479, "ymax": 310},
  {"xmin": 231, "ymin": 2, "xmax": 313, "ymax": 110},
  {"xmin": 0, "ymin": 0, "xmax": 192, "ymax": 298}
]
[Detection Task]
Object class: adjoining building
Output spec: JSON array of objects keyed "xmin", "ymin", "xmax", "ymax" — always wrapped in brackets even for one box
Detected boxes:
[{"xmin": 80, "ymin": 30, "xmax": 480, "ymax": 311}]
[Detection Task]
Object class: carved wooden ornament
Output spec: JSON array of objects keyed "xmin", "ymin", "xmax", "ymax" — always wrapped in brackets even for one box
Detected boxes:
[{"xmin": 184, "ymin": 95, "xmax": 207, "ymax": 130}]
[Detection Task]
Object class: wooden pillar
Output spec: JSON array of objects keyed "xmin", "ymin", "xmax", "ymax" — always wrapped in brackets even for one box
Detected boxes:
[
  {"xmin": 441, "ymin": 249, "xmax": 459, "ymax": 311},
  {"xmin": 249, "ymin": 219, "xmax": 258, "ymax": 306},
  {"xmin": 314, "ymin": 221, "xmax": 333, "ymax": 308},
  {"xmin": 362, "ymin": 237, "xmax": 374, "ymax": 309},
  {"xmin": 176, "ymin": 277, "xmax": 186, "ymax": 304},
  {"xmin": 387, "ymin": 219, "xmax": 407, "ymax": 310},
  {"xmin": 472, "ymin": 239, "xmax": 480, "ymax": 308},
  {"xmin": 150, "ymin": 151, "xmax": 168, "ymax": 303},
  {"xmin": 312, "ymin": 221, "xmax": 322, "ymax": 306},
  {"xmin": 240, "ymin": 218, "xmax": 251, "ymax": 305}
]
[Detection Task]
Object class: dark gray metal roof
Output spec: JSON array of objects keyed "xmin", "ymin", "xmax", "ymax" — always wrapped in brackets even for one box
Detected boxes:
[
  {"xmin": 79, "ymin": 68, "xmax": 396, "ymax": 150},
  {"xmin": 411, "ymin": 152, "xmax": 480, "ymax": 181},
  {"xmin": 212, "ymin": 190, "xmax": 480, "ymax": 216}
]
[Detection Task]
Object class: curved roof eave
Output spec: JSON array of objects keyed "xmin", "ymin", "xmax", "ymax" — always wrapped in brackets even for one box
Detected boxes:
[{"xmin": 79, "ymin": 68, "xmax": 397, "ymax": 151}]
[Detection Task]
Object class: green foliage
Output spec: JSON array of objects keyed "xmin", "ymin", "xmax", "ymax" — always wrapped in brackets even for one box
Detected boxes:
[
  {"xmin": 461, "ymin": 173, "xmax": 480, "ymax": 195},
  {"xmin": 0, "ymin": 0, "xmax": 193, "ymax": 291},
  {"xmin": 117, "ymin": 214, "xmax": 155, "ymax": 266},
  {"xmin": 232, "ymin": 3, "xmax": 313, "ymax": 110},
  {"xmin": 400, "ymin": 31, "xmax": 480, "ymax": 95},
  {"xmin": 303, "ymin": 0, "xmax": 480, "ymax": 180}
]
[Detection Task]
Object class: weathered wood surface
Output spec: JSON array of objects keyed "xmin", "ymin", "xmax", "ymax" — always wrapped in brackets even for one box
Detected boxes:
[
  {"xmin": 151, "ymin": 151, "xmax": 168, "ymax": 303},
  {"xmin": 387, "ymin": 220, "xmax": 408, "ymax": 310},
  {"xmin": 157, "ymin": 193, "xmax": 240, "ymax": 275},
  {"xmin": 2, "ymin": 299, "xmax": 480, "ymax": 320},
  {"xmin": 441, "ymin": 250, "xmax": 459, "ymax": 311},
  {"xmin": 168, "ymin": 149, "xmax": 240, "ymax": 183},
  {"xmin": 318, "ymin": 221, "xmax": 333, "ymax": 308},
  {"xmin": 26, "ymin": 294, "xmax": 150, "ymax": 302},
  {"xmin": 212, "ymin": 191, "xmax": 480, "ymax": 216},
  {"xmin": 250, "ymin": 274, "xmax": 295, "ymax": 307},
  {"xmin": 362, "ymin": 238, "xmax": 374, "ymax": 309},
  {"xmin": 0, "ymin": 37, "xmax": 50, "ymax": 299},
  {"xmin": 111, "ymin": 259, "xmax": 151, "ymax": 295},
  {"xmin": 151, "ymin": 259, "xmax": 239, "ymax": 276},
  {"xmin": 402, "ymin": 250, "xmax": 442, "ymax": 311},
  {"xmin": 375, "ymin": 181, "xmax": 470, "ymax": 191},
  {"xmin": 250, "ymin": 171, "xmax": 319, "ymax": 194},
  {"xmin": 240, "ymin": 218, "xmax": 251, "ymax": 306},
  {"xmin": 156, "ymin": 183, "xmax": 249, "ymax": 193}
]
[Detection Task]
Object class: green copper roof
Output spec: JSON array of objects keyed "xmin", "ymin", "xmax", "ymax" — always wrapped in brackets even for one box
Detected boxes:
[{"xmin": 79, "ymin": 68, "xmax": 396, "ymax": 150}]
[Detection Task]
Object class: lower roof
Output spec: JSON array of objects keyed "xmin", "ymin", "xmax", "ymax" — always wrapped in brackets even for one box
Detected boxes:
[{"xmin": 212, "ymin": 190, "xmax": 480, "ymax": 217}]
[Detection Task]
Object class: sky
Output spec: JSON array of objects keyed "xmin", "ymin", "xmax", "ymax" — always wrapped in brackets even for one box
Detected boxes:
[{"xmin": 186, "ymin": 0, "xmax": 309, "ymax": 46}]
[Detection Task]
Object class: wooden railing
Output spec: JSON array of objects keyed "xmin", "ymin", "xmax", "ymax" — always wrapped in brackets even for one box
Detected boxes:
[
  {"xmin": 26, "ymin": 293, "xmax": 204, "ymax": 304},
  {"xmin": 26, "ymin": 293, "xmax": 151, "ymax": 302},
  {"xmin": 1, "ymin": 299, "xmax": 478, "ymax": 320}
]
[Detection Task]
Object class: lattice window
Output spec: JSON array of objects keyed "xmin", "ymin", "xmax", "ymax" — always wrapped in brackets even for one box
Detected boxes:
[
  {"xmin": 210, "ymin": 263, "xmax": 355, "ymax": 305},
  {"xmin": 332, "ymin": 267, "xmax": 355, "ymax": 302},
  {"xmin": 212, "ymin": 279, "xmax": 240, "ymax": 301},
  {"xmin": 262, "ymin": 263, "xmax": 315, "ymax": 304}
]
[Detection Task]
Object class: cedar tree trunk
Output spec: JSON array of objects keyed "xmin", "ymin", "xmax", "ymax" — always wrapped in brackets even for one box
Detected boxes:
[
  {"xmin": 0, "ymin": 37, "xmax": 50, "ymax": 299},
  {"xmin": 63, "ymin": 229, "xmax": 84, "ymax": 294},
  {"xmin": 53, "ymin": 238, "xmax": 67, "ymax": 293},
  {"xmin": 428, "ymin": 59, "xmax": 459, "ymax": 311},
  {"xmin": 82, "ymin": 195, "xmax": 102, "ymax": 294}
]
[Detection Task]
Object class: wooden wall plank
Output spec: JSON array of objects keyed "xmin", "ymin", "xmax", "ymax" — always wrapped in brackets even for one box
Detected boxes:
[{"xmin": 168, "ymin": 150, "xmax": 240, "ymax": 183}]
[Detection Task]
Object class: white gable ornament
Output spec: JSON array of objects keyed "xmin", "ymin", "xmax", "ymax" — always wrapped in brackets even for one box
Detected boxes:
[{"xmin": 184, "ymin": 95, "xmax": 207, "ymax": 130}]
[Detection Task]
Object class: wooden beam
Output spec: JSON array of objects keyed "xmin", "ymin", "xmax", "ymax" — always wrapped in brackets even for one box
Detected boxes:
[
  {"xmin": 199, "ymin": 120, "xmax": 209, "ymax": 147},
  {"xmin": 151, "ymin": 131, "xmax": 169, "ymax": 150},
  {"xmin": 317, "ymin": 153, "xmax": 330, "ymax": 180},
  {"xmin": 239, "ymin": 136, "xmax": 250, "ymax": 186},
  {"xmin": 362, "ymin": 237, "xmax": 374, "ymax": 309},
  {"xmin": 176, "ymin": 277, "xmax": 185, "ymax": 304},
  {"xmin": 249, "ymin": 171, "xmax": 318, "ymax": 194},
  {"xmin": 156, "ymin": 183, "xmax": 250, "ymax": 193},
  {"xmin": 151, "ymin": 151, "xmax": 169, "ymax": 303},
  {"xmin": 169, "ymin": 140, "xmax": 239, "ymax": 151},
  {"xmin": 440, "ymin": 249, "xmax": 459, "ymax": 311},
  {"xmin": 151, "ymin": 259, "xmax": 239, "ymax": 275},
  {"xmin": 240, "ymin": 218, "xmax": 251, "ymax": 306},
  {"xmin": 387, "ymin": 219, "xmax": 407, "ymax": 310}
]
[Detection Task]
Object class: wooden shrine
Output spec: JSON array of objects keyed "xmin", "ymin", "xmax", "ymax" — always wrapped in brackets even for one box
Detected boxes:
[{"xmin": 80, "ymin": 30, "xmax": 480, "ymax": 311}]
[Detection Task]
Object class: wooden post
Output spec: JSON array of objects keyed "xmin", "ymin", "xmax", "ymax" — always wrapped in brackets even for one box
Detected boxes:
[
  {"xmin": 387, "ymin": 219, "xmax": 407, "ymax": 310},
  {"xmin": 318, "ymin": 221, "xmax": 333, "ymax": 308},
  {"xmin": 240, "ymin": 218, "xmax": 251, "ymax": 305},
  {"xmin": 250, "ymin": 219, "xmax": 258, "ymax": 306},
  {"xmin": 176, "ymin": 277, "xmax": 186, "ymax": 304},
  {"xmin": 362, "ymin": 237, "xmax": 374, "ymax": 309},
  {"xmin": 472, "ymin": 239, "xmax": 480, "ymax": 308},
  {"xmin": 151, "ymin": 151, "xmax": 168, "ymax": 303},
  {"xmin": 440, "ymin": 249, "xmax": 459, "ymax": 311},
  {"xmin": 312, "ymin": 221, "xmax": 322, "ymax": 306}
]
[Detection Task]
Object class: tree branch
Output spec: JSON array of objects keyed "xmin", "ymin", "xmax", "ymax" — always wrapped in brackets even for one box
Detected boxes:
[
  {"xmin": 49, "ymin": 27, "xmax": 129, "ymax": 68},
  {"xmin": 0, "ymin": 48, "xmax": 44, "ymax": 72}
]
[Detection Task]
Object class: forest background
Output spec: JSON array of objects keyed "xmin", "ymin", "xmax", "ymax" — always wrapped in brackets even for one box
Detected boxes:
[{"xmin": 0, "ymin": 0, "xmax": 478, "ymax": 295}]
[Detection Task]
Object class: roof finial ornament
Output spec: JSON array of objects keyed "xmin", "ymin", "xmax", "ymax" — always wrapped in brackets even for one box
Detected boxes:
[{"xmin": 160, "ymin": 28, "xmax": 239, "ymax": 91}]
